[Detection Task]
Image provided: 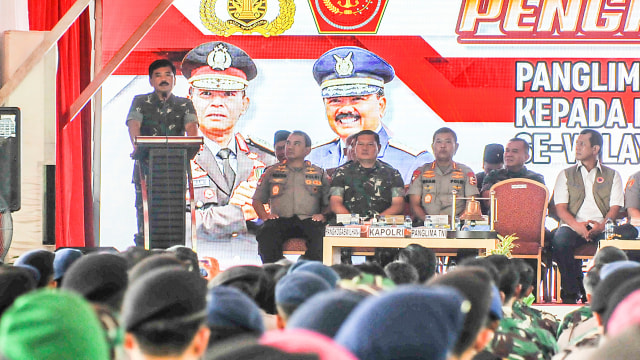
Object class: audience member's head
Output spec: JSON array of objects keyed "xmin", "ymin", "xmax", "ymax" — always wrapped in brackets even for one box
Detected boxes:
[
  {"xmin": 0, "ymin": 289, "xmax": 110, "ymax": 360},
  {"xmin": 599, "ymin": 260, "xmax": 640, "ymax": 280},
  {"xmin": 119, "ymin": 246, "xmax": 151, "ymax": 270},
  {"xmin": 287, "ymin": 290, "xmax": 367, "ymax": 338},
  {"xmin": 607, "ymin": 289, "xmax": 640, "ymax": 337},
  {"xmin": 128, "ymin": 254, "xmax": 185, "ymax": 284},
  {"xmin": 397, "ymin": 244, "xmax": 437, "ymax": 283},
  {"xmin": 53, "ymin": 248, "xmax": 83, "ymax": 286},
  {"xmin": 593, "ymin": 246, "xmax": 628, "ymax": 268},
  {"xmin": 61, "ymin": 252, "xmax": 129, "ymax": 311},
  {"xmin": 0, "ymin": 266, "xmax": 36, "ymax": 316},
  {"xmin": 14, "ymin": 249, "xmax": 55, "ymax": 288},
  {"xmin": 261, "ymin": 329, "xmax": 357, "ymax": 360},
  {"xmin": 166, "ymin": 245, "xmax": 200, "ymax": 274},
  {"xmin": 583, "ymin": 266, "xmax": 601, "ymax": 300},
  {"xmin": 354, "ymin": 261, "xmax": 386, "ymax": 277},
  {"xmin": 275, "ymin": 272, "xmax": 331, "ymax": 326},
  {"xmin": 210, "ymin": 265, "xmax": 272, "ymax": 313},
  {"xmin": 13, "ymin": 263, "xmax": 40, "ymax": 285},
  {"xmin": 384, "ymin": 261, "xmax": 419, "ymax": 285},
  {"xmin": 602, "ymin": 277, "xmax": 640, "ymax": 334},
  {"xmin": 330, "ymin": 264, "xmax": 361, "ymax": 280},
  {"xmin": 485, "ymin": 255, "xmax": 519, "ymax": 304},
  {"xmin": 591, "ymin": 265, "xmax": 640, "ymax": 326},
  {"xmin": 291, "ymin": 261, "xmax": 340, "ymax": 288},
  {"xmin": 122, "ymin": 268, "xmax": 209, "ymax": 360},
  {"xmin": 511, "ymin": 258, "xmax": 534, "ymax": 299},
  {"xmin": 428, "ymin": 267, "xmax": 493, "ymax": 358},
  {"xmin": 205, "ymin": 337, "xmax": 320, "ymax": 360},
  {"xmin": 335, "ymin": 286, "xmax": 469, "ymax": 360},
  {"xmin": 207, "ymin": 286, "xmax": 264, "ymax": 345},
  {"xmin": 458, "ymin": 257, "xmax": 499, "ymax": 284}
]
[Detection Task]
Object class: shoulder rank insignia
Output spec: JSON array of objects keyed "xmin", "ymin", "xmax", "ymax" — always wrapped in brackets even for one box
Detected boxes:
[
  {"xmin": 467, "ymin": 172, "xmax": 477, "ymax": 186},
  {"xmin": 388, "ymin": 138, "xmax": 428, "ymax": 156}
]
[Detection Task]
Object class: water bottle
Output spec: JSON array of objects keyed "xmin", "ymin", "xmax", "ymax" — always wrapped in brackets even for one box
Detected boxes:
[
  {"xmin": 424, "ymin": 215, "xmax": 433, "ymax": 228},
  {"xmin": 350, "ymin": 213, "xmax": 358, "ymax": 225},
  {"xmin": 605, "ymin": 218, "xmax": 615, "ymax": 240},
  {"xmin": 404, "ymin": 215, "xmax": 412, "ymax": 237},
  {"xmin": 379, "ymin": 215, "xmax": 386, "ymax": 226}
]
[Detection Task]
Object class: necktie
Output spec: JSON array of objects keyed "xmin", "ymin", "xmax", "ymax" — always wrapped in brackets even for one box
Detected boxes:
[{"xmin": 217, "ymin": 148, "xmax": 236, "ymax": 187}]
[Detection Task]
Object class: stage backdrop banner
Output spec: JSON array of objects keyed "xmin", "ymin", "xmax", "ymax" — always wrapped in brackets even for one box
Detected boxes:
[{"xmin": 100, "ymin": 0, "xmax": 640, "ymax": 254}]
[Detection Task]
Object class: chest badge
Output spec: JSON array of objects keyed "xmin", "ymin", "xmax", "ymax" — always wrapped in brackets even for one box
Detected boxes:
[{"xmin": 424, "ymin": 194, "xmax": 433, "ymax": 204}]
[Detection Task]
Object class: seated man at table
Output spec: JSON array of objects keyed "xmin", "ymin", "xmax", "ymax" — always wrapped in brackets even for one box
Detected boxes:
[
  {"xmin": 252, "ymin": 131, "xmax": 331, "ymax": 263},
  {"xmin": 480, "ymin": 137, "xmax": 545, "ymax": 200},
  {"xmin": 408, "ymin": 127, "xmax": 478, "ymax": 222},
  {"xmin": 552, "ymin": 129, "xmax": 624, "ymax": 303},
  {"xmin": 330, "ymin": 130, "xmax": 405, "ymax": 262}
]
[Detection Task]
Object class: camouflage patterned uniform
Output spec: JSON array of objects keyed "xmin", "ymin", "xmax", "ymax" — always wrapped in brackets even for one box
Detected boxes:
[
  {"xmin": 556, "ymin": 315, "xmax": 599, "ymax": 352},
  {"xmin": 512, "ymin": 300, "xmax": 560, "ymax": 338},
  {"xmin": 551, "ymin": 322, "xmax": 600, "ymax": 360},
  {"xmin": 127, "ymin": 92, "xmax": 198, "ymax": 246},
  {"xmin": 485, "ymin": 308, "xmax": 559, "ymax": 360},
  {"xmin": 330, "ymin": 160, "xmax": 405, "ymax": 218},
  {"xmin": 556, "ymin": 306, "xmax": 593, "ymax": 339}
]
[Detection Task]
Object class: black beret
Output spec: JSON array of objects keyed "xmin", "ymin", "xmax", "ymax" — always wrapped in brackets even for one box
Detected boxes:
[
  {"xmin": 483, "ymin": 144, "xmax": 504, "ymax": 164},
  {"xmin": 122, "ymin": 268, "xmax": 207, "ymax": 331}
]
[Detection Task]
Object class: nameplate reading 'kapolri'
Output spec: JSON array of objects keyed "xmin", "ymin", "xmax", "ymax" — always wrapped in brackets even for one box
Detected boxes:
[
  {"xmin": 411, "ymin": 228, "xmax": 448, "ymax": 238},
  {"xmin": 325, "ymin": 226, "xmax": 361, "ymax": 237},
  {"xmin": 368, "ymin": 227, "xmax": 404, "ymax": 238}
]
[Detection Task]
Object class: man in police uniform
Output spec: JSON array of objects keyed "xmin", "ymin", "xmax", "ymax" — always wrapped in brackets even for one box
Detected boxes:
[
  {"xmin": 408, "ymin": 127, "xmax": 478, "ymax": 221},
  {"xmin": 252, "ymin": 131, "xmax": 330, "ymax": 263},
  {"xmin": 181, "ymin": 42, "xmax": 276, "ymax": 268},
  {"xmin": 126, "ymin": 59, "xmax": 199, "ymax": 246},
  {"xmin": 307, "ymin": 46, "xmax": 433, "ymax": 184},
  {"xmin": 330, "ymin": 130, "xmax": 405, "ymax": 220},
  {"xmin": 552, "ymin": 129, "xmax": 624, "ymax": 303}
]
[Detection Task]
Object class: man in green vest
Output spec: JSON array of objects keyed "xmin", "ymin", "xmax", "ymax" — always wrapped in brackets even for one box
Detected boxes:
[{"xmin": 552, "ymin": 129, "xmax": 624, "ymax": 304}]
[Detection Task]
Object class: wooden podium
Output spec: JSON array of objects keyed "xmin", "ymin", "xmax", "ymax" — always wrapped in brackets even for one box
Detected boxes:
[{"xmin": 134, "ymin": 136, "xmax": 203, "ymax": 250}]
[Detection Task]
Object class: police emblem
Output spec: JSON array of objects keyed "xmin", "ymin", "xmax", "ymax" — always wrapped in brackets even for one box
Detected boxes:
[
  {"xmin": 424, "ymin": 194, "xmax": 432, "ymax": 204},
  {"xmin": 411, "ymin": 170, "xmax": 421, "ymax": 183},
  {"xmin": 200, "ymin": 0, "xmax": 295, "ymax": 37},
  {"xmin": 468, "ymin": 172, "xmax": 477, "ymax": 186},
  {"xmin": 204, "ymin": 189, "xmax": 215, "ymax": 199},
  {"xmin": 207, "ymin": 44, "xmax": 232, "ymax": 70},
  {"xmin": 309, "ymin": 0, "xmax": 388, "ymax": 33},
  {"xmin": 272, "ymin": 185, "xmax": 280, "ymax": 196},
  {"xmin": 596, "ymin": 177, "xmax": 605, "ymax": 184},
  {"xmin": 627, "ymin": 178, "xmax": 635, "ymax": 190}
]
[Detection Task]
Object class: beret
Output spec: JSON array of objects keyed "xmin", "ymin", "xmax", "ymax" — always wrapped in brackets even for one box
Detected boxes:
[
  {"xmin": 207, "ymin": 286, "xmax": 264, "ymax": 334},
  {"xmin": 122, "ymin": 268, "xmax": 207, "ymax": 331},
  {"xmin": 335, "ymin": 285, "xmax": 469, "ymax": 360},
  {"xmin": 53, "ymin": 248, "xmax": 83, "ymax": 280},
  {"xmin": 275, "ymin": 272, "xmax": 331, "ymax": 307}
]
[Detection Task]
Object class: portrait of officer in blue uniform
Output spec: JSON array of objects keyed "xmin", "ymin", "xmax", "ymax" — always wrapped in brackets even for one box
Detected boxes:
[{"xmin": 306, "ymin": 46, "xmax": 433, "ymax": 184}]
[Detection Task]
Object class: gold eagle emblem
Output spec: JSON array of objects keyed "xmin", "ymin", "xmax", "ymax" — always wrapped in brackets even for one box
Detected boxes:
[{"xmin": 200, "ymin": 0, "xmax": 295, "ymax": 37}]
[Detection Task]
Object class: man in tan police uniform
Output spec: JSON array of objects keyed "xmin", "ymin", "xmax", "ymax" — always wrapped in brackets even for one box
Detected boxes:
[
  {"xmin": 252, "ymin": 131, "xmax": 330, "ymax": 263},
  {"xmin": 408, "ymin": 127, "xmax": 478, "ymax": 222}
]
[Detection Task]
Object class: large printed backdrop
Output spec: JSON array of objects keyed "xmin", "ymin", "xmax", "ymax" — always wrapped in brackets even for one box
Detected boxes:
[{"xmin": 101, "ymin": 0, "xmax": 640, "ymax": 250}]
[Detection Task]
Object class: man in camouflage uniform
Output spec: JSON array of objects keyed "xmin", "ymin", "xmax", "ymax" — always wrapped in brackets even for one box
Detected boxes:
[
  {"xmin": 329, "ymin": 130, "xmax": 405, "ymax": 219},
  {"xmin": 252, "ymin": 131, "xmax": 330, "ymax": 263},
  {"xmin": 126, "ymin": 59, "xmax": 199, "ymax": 246},
  {"xmin": 483, "ymin": 256, "xmax": 558, "ymax": 360},
  {"xmin": 511, "ymin": 259, "xmax": 559, "ymax": 338},
  {"xmin": 408, "ymin": 127, "xmax": 478, "ymax": 222}
]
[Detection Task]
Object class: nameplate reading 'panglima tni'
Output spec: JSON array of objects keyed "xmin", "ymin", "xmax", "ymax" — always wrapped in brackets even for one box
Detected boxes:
[
  {"xmin": 368, "ymin": 227, "xmax": 404, "ymax": 238},
  {"xmin": 411, "ymin": 228, "xmax": 448, "ymax": 238},
  {"xmin": 325, "ymin": 227, "xmax": 361, "ymax": 237}
]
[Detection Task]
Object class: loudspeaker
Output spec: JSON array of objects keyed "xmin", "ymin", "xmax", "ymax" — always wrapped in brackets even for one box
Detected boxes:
[{"xmin": 0, "ymin": 107, "xmax": 20, "ymax": 212}]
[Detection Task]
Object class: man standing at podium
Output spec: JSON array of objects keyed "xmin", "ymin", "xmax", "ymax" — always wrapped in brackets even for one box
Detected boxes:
[
  {"xmin": 181, "ymin": 42, "xmax": 276, "ymax": 268},
  {"xmin": 126, "ymin": 59, "xmax": 199, "ymax": 246}
]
